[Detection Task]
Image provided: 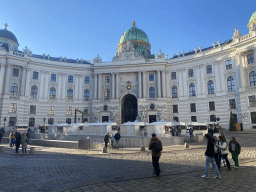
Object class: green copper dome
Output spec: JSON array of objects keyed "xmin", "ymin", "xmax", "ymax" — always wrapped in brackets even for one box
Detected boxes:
[
  {"xmin": 248, "ymin": 11, "xmax": 256, "ymax": 26},
  {"xmin": 117, "ymin": 21, "xmax": 151, "ymax": 59}
]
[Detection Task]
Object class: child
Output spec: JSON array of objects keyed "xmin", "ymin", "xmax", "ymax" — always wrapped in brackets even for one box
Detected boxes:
[{"xmin": 110, "ymin": 134, "xmax": 114, "ymax": 149}]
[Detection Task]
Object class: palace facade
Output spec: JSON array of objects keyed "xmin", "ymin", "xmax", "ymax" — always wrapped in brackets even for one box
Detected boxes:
[{"xmin": 1, "ymin": 11, "xmax": 256, "ymax": 131}]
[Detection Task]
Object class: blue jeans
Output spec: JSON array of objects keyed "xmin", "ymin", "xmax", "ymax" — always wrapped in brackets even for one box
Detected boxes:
[
  {"xmin": 205, "ymin": 156, "xmax": 220, "ymax": 177},
  {"xmin": 115, "ymin": 140, "xmax": 119, "ymax": 149}
]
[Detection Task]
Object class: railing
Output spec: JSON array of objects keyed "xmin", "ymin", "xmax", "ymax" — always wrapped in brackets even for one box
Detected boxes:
[{"xmin": 239, "ymin": 33, "xmax": 253, "ymax": 42}]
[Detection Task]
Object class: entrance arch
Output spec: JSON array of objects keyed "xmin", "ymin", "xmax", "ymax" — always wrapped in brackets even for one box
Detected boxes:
[{"xmin": 121, "ymin": 94, "xmax": 137, "ymax": 124}]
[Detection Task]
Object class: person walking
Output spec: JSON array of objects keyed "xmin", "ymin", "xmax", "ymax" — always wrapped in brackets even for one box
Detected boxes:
[
  {"xmin": 103, "ymin": 132, "xmax": 110, "ymax": 149},
  {"xmin": 216, "ymin": 135, "xmax": 231, "ymax": 171},
  {"xmin": 201, "ymin": 134, "xmax": 221, "ymax": 179},
  {"xmin": 0, "ymin": 130, "xmax": 2, "ymax": 144},
  {"xmin": 9, "ymin": 132, "xmax": 15, "ymax": 147},
  {"xmin": 213, "ymin": 136, "xmax": 220, "ymax": 169},
  {"xmin": 114, "ymin": 131, "xmax": 121, "ymax": 149},
  {"xmin": 21, "ymin": 132, "xmax": 28, "ymax": 153},
  {"xmin": 110, "ymin": 134, "xmax": 114, "ymax": 149},
  {"xmin": 229, "ymin": 137, "xmax": 241, "ymax": 168},
  {"xmin": 15, "ymin": 132, "xmax": 21, "ymax": 153},
  {"xmin": 149, "ymin": 133, "xmax": 162, "ymax": 178},
  {"xmin": 26, "ymin": 130, "xmax": 30, "ymax": 145}
]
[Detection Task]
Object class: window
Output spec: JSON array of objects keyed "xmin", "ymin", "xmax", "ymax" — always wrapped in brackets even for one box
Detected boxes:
[
  {"xmin": 227, "ymin": 76, "xmax": 235, "ymax": 91},
  {"xmin": 84, "ymin": 108, "xmax": 89, "ymax": 114},
  {"xmin": 104, "ymin": 89, "xmax": 110, "ymax": 100},
  {"xmin": 149, "ymin": 73, "xmax": 154, "ymax": 81},
  {"xmin": 66, "ymin": 118, "xmax": 71, "ymax": 124},
  {"xmin": 226, "ymin": 60, "xmax": 232, "ymax": 69},
  {"xmin": 29, "ymin": 118, "xmax": 35, "ymax": 127},
  {"xmin": 49, "ymin": 106, "xmax": 54, "ymax": 114},
  {"xmin": 206, "ymin": 65, "xmax": 212, "ymax": 74},
  {"xmin": 189, "ymin": 83, "xmax": 196, "ymax": 96},
  {"xmin": 48, "ymin": 118, "xmax": 54, "ymax": 125},
  {"xmin": 210, "ymin": 115, "xmax": 216, "ymax": 122},
  {"xmin": 105, "ymin": 76, "xmax": 110, "ymax": 83},
  {"xmin": 149, "ymin": 87, "xmax": 155, "ymax": 98},
  {"xmin": 85, "ymin": 76, "xmax": 90, "ymax": 84},
  {"xmin": 66, "ymin": 107, "xmax": 72, "ymax": 115},
  {"xmin": 173, "ymin": 116, "xmax": 179, "ymax": 122},
  {"xmin": 249, "ymin": 95, "xmax": 256, "ymax": 107},
  {"xmin": 191, "ymin": 116, "xmax": 197, "ymax": 122},
  {"xmin": 10, "ymin": 83, "xmax": 18, "ymax": 97},
  {"xmin": 9, "ymin": 117, "xmax": 15, "ymax": 126},
  {"xmin": 67, "ymin": 89, "xmax": 73, "ymax": 101},
  {"xmin": 249, "ymin": 71, "xmax": 256, "ymax": 87},
  {"xmin": 232, "ymin": 113, "xmax": 238, "ymax": 123},
  {"xmin": 173, "ymin": 105, "xmax": 178, "ymax": 113},
  {"xmin": 207, "ymin": 80, "xmax": 214, "ymax": 94},
  {"xmin": 51, "ymin": 74, "xmax": 56, "ymax": 82},
  {"xmin": 188, "ymin": 69, "xmax": 194, "ymax": 77},
  {"xmin": 49, "ymin": 87, "xmax": 56, "ymax": 100},
  {"xmin": 229, "ymin": 99, "xmax": 236, "ymax": 109},
  {"xmin": 31, "ymin": 85, "xmax": 38, "ymax": 99},
  {"xmin": 84, "ymin": 89, "xmax": 90, "ymax": 101},
  {"xmin": 9, "ymin": 103, "xmax": 17, "ymax": 113},
  {"xmin": 30, "ymin": 105, "xmax": 36, "ymax": 114},
  {"xmin": 12, "ymin": 68, "xmax": 19, "ymax": 77},
  {"xmin": 171, "ymin": 72, "xmax": 176, "ymax": 80},
  {"xmin": 251, "ymin": 112, "xmax": 256, "ymax": 124},
  {"xmin": 209, "ymin": 101, "xmax": 215, "ymax": 111},
  {"xmin": 68, "ymin": 75, "xmax": 73, "ymax": 83},
  {"xmin": 247, "ymin": 53, "xmax": 254, "ymax": 64},
  {"xmin": 172, "ymin": 85, "xmax": 178, "ymax": 98},
  {"xmin": 33, "ymin": 71, "xmax": 39, "ymax": 80},
  {"xmin": 190, "ymin": 103, "xmax": 196, "ymax": 112}
]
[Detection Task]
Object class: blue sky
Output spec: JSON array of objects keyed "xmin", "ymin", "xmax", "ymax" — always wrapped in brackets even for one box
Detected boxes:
[{"xmin": 0, "ymin": 0, "xmax": 255, "ymax": 62}]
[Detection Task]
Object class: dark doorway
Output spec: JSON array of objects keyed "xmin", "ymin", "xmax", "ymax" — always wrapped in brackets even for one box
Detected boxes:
[
  {"xmin": 121, "ymin": 94, "xmax": 137, "ymax": 124},
  {"xmin": 102, "ymin": 116, "xmax": 109, "ymax": 122},
  {"xmin": 149, "ymin": 115, "xmax": 156, "ymax": 123}
]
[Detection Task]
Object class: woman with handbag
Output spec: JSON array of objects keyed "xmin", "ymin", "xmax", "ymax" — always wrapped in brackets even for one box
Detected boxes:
[
  {"xmin": 216, "ymin": 135, "xmax": 231, "ymax": 171},
  {"xmin": 21, "ymin": 132, "xmax": 28, "ymax": 153}
]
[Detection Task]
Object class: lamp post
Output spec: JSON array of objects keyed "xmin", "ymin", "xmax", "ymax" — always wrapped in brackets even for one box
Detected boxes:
[
  {"xmin": 4, "ymin": 117, "xmax": 6, "ymax": 129},
  {"xmin": 43, "ymin": 117, "xmax": 45, "ymax": 126}
]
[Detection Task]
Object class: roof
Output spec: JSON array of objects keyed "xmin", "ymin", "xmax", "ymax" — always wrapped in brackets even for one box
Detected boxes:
[
  {"xmin": 171, "ymin": 39, "xmax": 233, "ymax": 59},
  {"xmin": 0, "ymin": 29, "xmax": 19, "ymax": 44},
  {"xmin": 248, "ymin": 11, "xmax": 256, "ymax": 26},
  {"xmin": 119, "ymin": 26, "xmax": 149, "ymax": 45}
]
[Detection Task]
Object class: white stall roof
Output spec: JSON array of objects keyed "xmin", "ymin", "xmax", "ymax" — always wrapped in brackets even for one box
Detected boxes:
[
  {"xmin": 122, "ymin": 120, "xmax": 145, "ymax": 125},
  {"xmin": 89, "ymin": 121, "xmax": 117, "ymax": 126},
  {"xmin": 149, "ymin": 120, "xmax": 173, "ymax": 126},
  {"xmin": 50, "ymin": 123, "xmax": 68, "ymax": 126},
  {"xmin": 187, "ymin": 122, "xmax": 208, "ymax": 126}
]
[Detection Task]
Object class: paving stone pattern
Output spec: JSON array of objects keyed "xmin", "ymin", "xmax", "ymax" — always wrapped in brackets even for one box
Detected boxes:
[{"xmin": 0, "ymin": 132, "xmax": 256, "ymax": 192}]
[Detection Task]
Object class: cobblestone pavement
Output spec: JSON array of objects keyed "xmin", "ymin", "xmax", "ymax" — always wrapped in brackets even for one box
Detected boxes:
[{"xmin": 0, "ymin": 131, "xmax": 256, "ymax": 192}]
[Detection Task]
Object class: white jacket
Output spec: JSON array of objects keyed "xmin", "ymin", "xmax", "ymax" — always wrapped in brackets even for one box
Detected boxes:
[{"xmin": 218, "ymin": 141, "xmax": 228, "ymax": 155}]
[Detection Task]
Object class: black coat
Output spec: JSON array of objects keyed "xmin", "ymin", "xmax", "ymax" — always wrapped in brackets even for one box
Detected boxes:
[
  {"xmin": 114, "ymin": 133, "xmax": 121, "ymax": 141},
  {"xmin": 15, "ymin": 132, "xmax": 21, "ymax": 144},
  {"xmin": 104, "ymin": 135, "xmax": 110, "ymax": 143}
]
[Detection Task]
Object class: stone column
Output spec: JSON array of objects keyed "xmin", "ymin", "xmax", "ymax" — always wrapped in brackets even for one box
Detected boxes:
[
  {"xmin": 219, "ymin": 62, "xmax": 225, "ymax": 92},
  {"xmin": 112, "ymin": 73, "xmax": 115, "ymax": 99},
  {"xmin": 62, "ymin": 74, "xmax": 67, "ymax": 100},
  {"xmin": 200, "ymin": 66, "xmax": 206, "ymax": 94},
  {"xmin": 4, "ymin": 62, "xmax": 12, "ymax": 95},
  {"xmin": 20, "ymin": 66, "xmax": 27, "ymax": 96},
  {"xmin": 74, "ymin": 75, "xmax": 79, "ymax": 100},
  {"xmin": 79, "ymin": 75, "xmax": 83, "ymax": 100},
  {"xmin": 43, "ymin": 72, "xmax": 49, "ymax": 99},
  {"xmin": 25, "ymin": 69, "xmax": 32, "ymax": 97},
  {"xmin": 57, "ymin": 73, "xmax": 62, "ymax": 100},
  {"xmin": 94, "ymin": 74, "xmax": 97, "ymax": 99},
  {"xmin": 138, "ymin": 71, "xmax": 142, "ymax": 98},
  {"xmin": 182, "ymin": 69, "xmax": 188, "ymax": 97},
  {"xmin": 166, "ymin": 71, "xmax": 171, "ymax": 98},
  {"xmin": 116, "ymin": 73, "xmax": 119, "ymax": 99},
  {"xmin": 39, "ymin": 71, "xmax": 45, "ymax": 99},
  {"xmin": 162, "ymin": 70, "xmax": 166, "ymax": 98},
  {"xmin": 98, "ymin": 73, "xmax": 102, "ymax": 100},
  {"xmin": 0, "ymin": 63, "xmax": 6, "ymax": 95},
  {"xmin": 157, "ymin": 70, "xmax": 161, "ymax": 98},
  {"xmin": 177, "ymin": 69, "xmax": 183, "ymax": 97},
  {"xmin": 214, "ymin": 62, "xmax": 221, "ymax": 93},
  {"xmin": 195, "ymin": 66, "xmax": 202, "ymax": 95},
  {"xmin": 238, "ymin": 54, "xmax": 246, "ymax": 88},
  {"xmin": 143, "ymin": 71, "xmax": 147, "ymax": 98}
]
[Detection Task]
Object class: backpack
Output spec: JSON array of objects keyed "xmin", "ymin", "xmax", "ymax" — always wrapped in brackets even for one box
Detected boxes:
[{"xmin": 152, "ymin": 140, "xmax": 162, "ymax": 152}]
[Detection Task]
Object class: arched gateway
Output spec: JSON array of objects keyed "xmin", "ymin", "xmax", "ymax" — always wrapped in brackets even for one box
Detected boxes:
[{"xmin": 121, "ymin": 94, "xmax": 137, "ymax": 124}]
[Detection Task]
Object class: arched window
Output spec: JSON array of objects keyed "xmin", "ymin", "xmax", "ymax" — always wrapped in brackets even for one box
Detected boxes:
[
  {"xmin": 10, "ymin": 83, "xmax": 18, "ymax": 97},
  {"xmin": 31, "ymin": 85, "xmax": 38, "ymax": 99},
  {"xmin": 149, "ymin": 87, "xmax": 155, "ymax": 98},
  {"xmin": 84, "ymin": 89, "xmax": 90, "ymax": 101},
  {"xmin": 67, "ymin": 89, "xmax": 73, "ymax": 101},
  {"xmin": 104, "ymin": 89, "xmax": 110, "ymax": 101},
  {"xmin": 49, "ymin": 87, "xmax": 56, "ymax": 100},
  {"xmin": 189, "ymin": 83, "xmax": 196, "ymax": 96},
  {"xmin": 227, "ymin": 76, "xmax": 235, "ymax": 91},
  {"xmin": 172, "ymin": 85, "xmax": 178, "ymax": 98},
  {"xmin": 249, "ymin": 71, "xmax": 256, "ymax": 87},
  {"xmin": 207, "ymin": 80, "xmax": 214, "ymax": 94}
]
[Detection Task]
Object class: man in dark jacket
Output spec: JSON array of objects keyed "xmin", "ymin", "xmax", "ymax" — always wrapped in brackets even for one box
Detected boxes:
[
  {"xmin": 15, "ymin": 132, "xmax": 21, "ymax": 153},
  {"xmin": 0, "ymin": 130, "xmax": 2, "ymax": 143},
  {"xmin": 114, "ymin": 131, "xmax": 121, "ymax": 149},
  {"xmin": 201, "ymin": 134, "xmax": 221, "ymax": 179},
  {"xmin": 149, "ymin": 133, "xmax": 162, "ymax": 178}
]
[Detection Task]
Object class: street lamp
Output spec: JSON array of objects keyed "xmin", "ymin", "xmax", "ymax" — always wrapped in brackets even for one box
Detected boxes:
[
  {"xmin": 4, "ymin": 117, "xmax": 6, "ymax": 128},
  {"xmin": 43, "ymin": 117, "xmax": 46, "ymax": 126}
]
